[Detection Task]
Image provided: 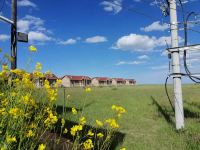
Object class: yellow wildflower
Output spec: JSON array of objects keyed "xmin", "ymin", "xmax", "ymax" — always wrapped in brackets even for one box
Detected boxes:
[
  {"xmin": 63, "ymin": 128, "xmax": 68, "ymax": 134},
  {"xmin": 72, "ymin": 107, "xmax": 77, "ymax": 115},
  {"xmin": 44, "ymin": 112, "xmax": 58, "ymax": 126},
  {"xmin": 0, "ymin": 108, "xmax": 6, "ymax": 116},
  {"xmin": 120, "ymin": 148, "xmax": 126, "ymax": 150},
  {"xmin": 96, "ymin": 120, "xmax": 103, "ymax": 127},
  {"xmin": 87, "ymin": 130, "xmax": 94, "ymax": 136},
  {"xmin": 9, "ymin": 107, "xmax": 22, "ymax": 118},
  {"xmin": 85, "ymin": 87, "xmax": 91, "ymax": 92},
  {"xmin": 112, "ymin": 105, "xmax": 126, "ymax": 117},
  {"xmin": 35, "ymin": 62, "xmax": 42, "ymax": 71},
  {"xmin": 0, "ymin": 93, "xmax": 4, "ymax": 97},
  {"xmin": 38, "ymin": 144, "xmax": 46, "ymax": 150},
  {"xmin": 26, "ymin": 130, "xmax": 35, "ymax": 138},
  {"xmin": 61, "ymin": 118, "xmax": 65, "ymax": 127},
  {"xmin": 83, "ymin": 139, "xmax": 94, "ymax": 150},
  {"xmin": 105, "ymin": 118, "xmax": 119, "ymax": 129},
  {"xmin": 97, "ymin": 133, "xmax": 104, "ymax": 138},
  {"xmin": 2, "ymin": 65, "xmax": 8, "ymax": 71},
  {"xmin": 29, "ymin": 45, "xmax": 37, "ymax": 52},
  {"xmin": 70, "ymin": 125, "xmax": 83, "ymax": 136},
  {"xmin": 1, "ymin": 99, "xmax": 8, "ymax": 106},
  {"xmin": 6, "ymin": 135, "xmax": 17, "ymax": 143},
  {"xmin": 79, "ymin": 117, "xmax": 86, "ymax": 125}
]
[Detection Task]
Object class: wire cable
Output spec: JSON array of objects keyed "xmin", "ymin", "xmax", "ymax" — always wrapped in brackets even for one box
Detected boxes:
[{"xmin": 105, "ymin": 0, "xmax": 162, "ymax": 21}]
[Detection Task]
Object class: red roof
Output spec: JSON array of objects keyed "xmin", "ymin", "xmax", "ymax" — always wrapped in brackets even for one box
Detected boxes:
[
  {"xmin": 62, "ymin": 75, "xmax": 91, "ymax": 81},
  {"xmin": 45, "ymin": 74, "xmax": 58, "ymax": 80},
  {"xmin": 112, "ymin": 78, "xmax": 125, "ymax": 82},
  {"xmin": 93, "ymin": 77, "xmax": 111, "ymax": 81},
  {"xmin": 126, "ymin": 79, "xmax": 135, "ymax": 82}
]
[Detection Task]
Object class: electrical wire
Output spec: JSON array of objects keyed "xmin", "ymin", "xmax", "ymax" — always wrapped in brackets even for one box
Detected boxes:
[
  {"xmin": 165, "ymin": 72, "xmax": 200, "ymax": 113},
  {"xmin": 105, "ymin": 0, "xmax": 162, "ymax": 21}
]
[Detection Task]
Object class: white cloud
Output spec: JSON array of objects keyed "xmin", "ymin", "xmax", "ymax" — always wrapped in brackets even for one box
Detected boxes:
[
  {"xmin": 85, "ymin": 36, "xmax": 107, "ymax": 43},
  {"xmin": 138, "ymin": 55, "xmax": 149, "ymax": 59},
  {"xmin": 116, "ymin": 60, "xmax": 145, "ymax": 65},
  {"xmin": 113, "ymin": 33, "xmax": 183, "ymax": 52},
  {"xmin": 17, "ymin": 15, "xmax": 53, "ymax": 43},
  {"xmin": 100, "ymin": 0, "xmax": 122, "ymax": 14},
  {"xmin": 58, "ymin": 38, "xmax": 77, "ymax": 45},
  {"xmin": 18, "ymin": 15, "xmax": 44, "ymax": 33},
  {"xmin": 18, "ymin": 0, "xmax": 37, "ymax": 8},
  {"xmin": 141, "ymin": 21, "xmax": 169, "ymax": 32},
  {"xmin": 28, "ymin": 31, "xmax": 52, "ymax": 42},
  {"xmin": 0, "ymin": 34, "xmax": 9, "ymax": 41}
]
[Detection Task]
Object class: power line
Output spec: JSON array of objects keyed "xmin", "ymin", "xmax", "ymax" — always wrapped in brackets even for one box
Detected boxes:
[{"xmin": 106, "ymin": 0, "xmax": 162, "ymax": 21}]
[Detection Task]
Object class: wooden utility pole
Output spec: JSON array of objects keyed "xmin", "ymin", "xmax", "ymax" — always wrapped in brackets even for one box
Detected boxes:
[{"xmin": 11, "ymin": 0, "xmax": 17, "ymax": 69}]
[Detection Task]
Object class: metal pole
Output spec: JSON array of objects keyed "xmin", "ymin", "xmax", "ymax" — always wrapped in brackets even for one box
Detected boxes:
[
  {"xmin": 169, "ymin": 0, "xmax": 184, "ymax": 129},
  {"xmin": 11, "ymin": 0, "xmax": 17, "ymax": 69}
]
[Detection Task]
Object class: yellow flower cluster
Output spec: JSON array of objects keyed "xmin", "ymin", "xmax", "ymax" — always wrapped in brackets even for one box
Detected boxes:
[
  {"xmin": 105, "ymin": 118, "xmax": 119, "ymax": 129},
  {"xmin": 29, "ymin": 45, "xmax": 37, "ymax": 52},
  {"xmin": 44, "ymin": 80, "xmax": 58, "ymax": 102},
  {"xmin": 21, "ymin": 95, "xmax": 37, "ymax": 107},
  {"xmin": 44, "ymin": 110, "xmax": 58, "ymax": 127},
  {"xmin": 85, "ymin": 87, "xmax": 91, "ymax": 92},
  {"xmin": 26, "ymin": 129, "xmax": 35, "ymax": 138},
  {"xmin": 97, "ymin": 132, "xmax": 104, "ymax": 138},
  {"xmin": 38, "ymin": 144, "xmax": 46, "ymax": 150},
  {"xmin": 79, "ymin": 116, "xmax": 86, "ymax": 125},
  {"xmin": 87, "ymin": 130, "xmax": 94, "ymax": 137},
  {"xmin": 61, "ymin": 118, "xmax": 65, "ymax": 127},
  {"xmin": 70, "ymin": 125, "xmax": 83, "ymax": 136},
  {"xmin": 6, "ymin": 135, "xmax": 17, "ymax": 143},
  {"xmin": 112, "ymin": 105, "xmax": 126, "ymax": 117},
  {"xmin": 9, "ymin": 107, "xmax": 23, "ymax": 119},
  {"xmin": 72, "ymin": 107, "xmax": 77, "ymax": 115},
  {"xmin": 96, "ymin": 120, "xmax": 103, "ymax": 127},
  {"xmin": 83, "ymin": 139, "xmax": 94, "ymax": 150},
  {"xmin": 0, "ymin": 108, "xmax": 6, "ymax": 116}
]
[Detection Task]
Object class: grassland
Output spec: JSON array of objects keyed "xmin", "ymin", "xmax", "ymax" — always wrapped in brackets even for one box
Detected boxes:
[{"xmin": 56, "ymin": 85, "xmax": 200, "ymax": 150}]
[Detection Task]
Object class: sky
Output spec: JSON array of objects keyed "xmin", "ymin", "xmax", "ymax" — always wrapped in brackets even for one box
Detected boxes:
[{"xmin": 0, "ymin": 0, "xmax": 200, "ymax": 84}]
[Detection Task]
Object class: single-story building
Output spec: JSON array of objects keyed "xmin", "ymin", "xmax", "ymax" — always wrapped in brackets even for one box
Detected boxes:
[
  {"xmin": 125, "ymin": 79, "xmax": 136, "ymax": 85},
  {"xmin": 61, "ymin": 75, "xmax": 91, "ymax": 87},
  {"xmin": 92, "ymin": 77, "xmax": 112, "ymax": 86},
  {"xmin": 35, "ymin": 73, "xmax": 58, "ymax": 87},
  {"xmin": 111, "ymin": 78, "xmax": 126, "ymax": 86}
]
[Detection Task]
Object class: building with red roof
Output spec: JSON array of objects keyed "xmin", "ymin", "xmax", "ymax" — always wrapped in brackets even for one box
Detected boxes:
[
  {"xmin": 91, "ymin": 77, "xmax": 112, "ymax": 86},
  {"xmin": 111, "ymin": 78, "xmax": 126, "ymax": 86},
  {"xmin": 61, "ymin": 75, "xmax": 91, "ymax": 87}
]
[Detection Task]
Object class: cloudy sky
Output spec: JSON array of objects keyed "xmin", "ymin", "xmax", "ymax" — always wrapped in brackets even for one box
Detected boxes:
[{"xmin": 0, "ymin": 0, "xmax": 200, "ymax": 84}]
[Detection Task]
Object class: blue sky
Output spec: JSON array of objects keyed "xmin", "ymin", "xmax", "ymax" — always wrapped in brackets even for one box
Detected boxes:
[{"xmin": 0, "ymin": 0, "xmax": 200, "ymax": 84}]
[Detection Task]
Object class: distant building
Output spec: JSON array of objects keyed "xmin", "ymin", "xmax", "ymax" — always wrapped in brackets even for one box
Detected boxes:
[
  {"xmin": 111, "ymin": 78, "xmax": 126, "ymax": 86},
  {"xmin": 34, "ymin": 73, "xmax": 58, "ymax": 87},
  {"xmin": 125, "ymin": 79, "xmax": 136, "ymax": 85},
  {"xmin": 61, "ymin": 75, "xmax": 91, "ymax": 87},
  {"xmin": 92, "ymin": 77, "xmax": 112, "ymax": 86}
]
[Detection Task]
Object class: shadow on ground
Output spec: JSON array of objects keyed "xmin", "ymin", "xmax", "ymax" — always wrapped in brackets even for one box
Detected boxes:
[{"xmin": 151, "ymin": 96, "xmax": 175, "ymax": 127}]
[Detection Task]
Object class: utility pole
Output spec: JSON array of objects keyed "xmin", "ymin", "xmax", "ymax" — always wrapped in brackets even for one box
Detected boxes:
[
  {"xmin": 11, "ymin": 0, "xmax": 17, "ymax": 69},
  {"xmin": 169, "ymin": 0, "xmax": 184, "ymax": 129}
]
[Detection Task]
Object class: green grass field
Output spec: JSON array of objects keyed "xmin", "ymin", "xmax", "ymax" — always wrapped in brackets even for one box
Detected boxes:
[{"xmin": 56, "ymin": 85, "xmax": 200, "ymax": 150}]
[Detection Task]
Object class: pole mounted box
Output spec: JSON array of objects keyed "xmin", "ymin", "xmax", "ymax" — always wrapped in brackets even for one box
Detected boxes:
[{"xmin": 17, "ymin": 32, "xmax": 28, "ymax": 43}]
